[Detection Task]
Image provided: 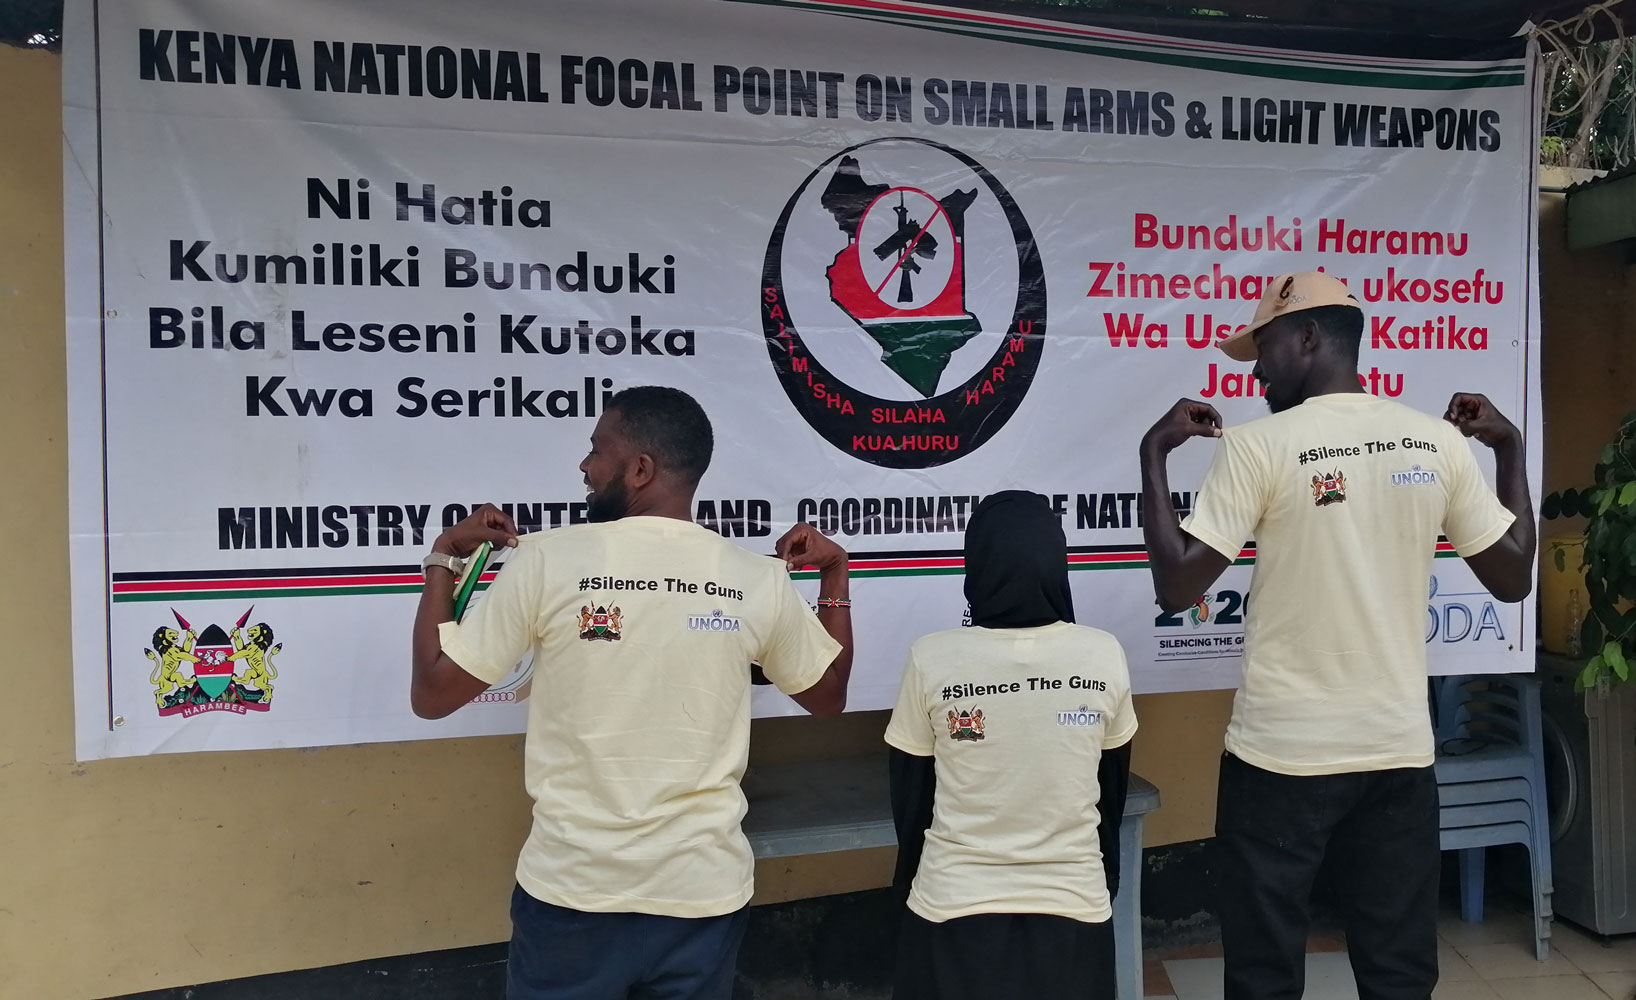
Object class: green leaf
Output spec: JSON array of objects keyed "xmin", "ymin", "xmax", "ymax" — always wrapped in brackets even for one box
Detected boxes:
[
  {"xmin": 1577, "ymin": 655, "xmax": 1604, "ymax": 693},
  {"xmin": 1600, "ymin": 489, "xmax": 1617, "ymax": 515},
  {"xmin": 1622, "ymin": 482, "xmax": 1636, "ymax": 507},
  {"xmin": 1607, "ymin": 642, "xmax": 1631, "ymax": 682},
  {"xmin": 1555, "ymin": 547, "xmax": 1567, "ymax": 572}
]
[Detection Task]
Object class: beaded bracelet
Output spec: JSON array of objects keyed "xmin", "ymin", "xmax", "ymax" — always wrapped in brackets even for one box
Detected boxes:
[{"xmin": 816, "ymin": 597, "xmax": 852, "ymax": 610}]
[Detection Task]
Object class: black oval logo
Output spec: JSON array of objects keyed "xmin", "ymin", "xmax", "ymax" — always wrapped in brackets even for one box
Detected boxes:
[{"xmin": 761, "ymin": 138, "xmax": 1046, "ymax": 469}]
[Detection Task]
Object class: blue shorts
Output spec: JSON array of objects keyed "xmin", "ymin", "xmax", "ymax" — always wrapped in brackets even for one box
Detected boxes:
[{"xmin": 506, "ymin": 884, "xmax": 749, "ymax": 1000}]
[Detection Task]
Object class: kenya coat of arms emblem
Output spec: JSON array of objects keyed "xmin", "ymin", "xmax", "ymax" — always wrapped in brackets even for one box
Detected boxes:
[
  {"xmin": 1311, "ymin": 468, "xmax": 1348, "ymax": 507},
  {"xmin": 947, "ymin": 706, "xmax": 985, "ymax": 742},
  {"xmin": 145, "ymin": 607, "xmax": 283, "ymax": 718},
  {"xmin": 578, "ymin": 604, "xmax": 623, "ymax": 641}
]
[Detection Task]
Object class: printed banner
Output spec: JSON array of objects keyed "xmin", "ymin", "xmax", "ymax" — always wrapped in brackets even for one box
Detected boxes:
[{"xmin": 63, "ymin": 0, "xmax": 1542, "ymax": 758}]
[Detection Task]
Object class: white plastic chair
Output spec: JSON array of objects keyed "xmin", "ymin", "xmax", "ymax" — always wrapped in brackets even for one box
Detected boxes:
[{"xmin": 1432, "ymin": 675, "xmax": 1554, "ymax": 960}]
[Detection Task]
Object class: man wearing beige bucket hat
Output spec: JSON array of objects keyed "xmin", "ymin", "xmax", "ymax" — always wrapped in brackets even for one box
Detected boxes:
[{"xmin": 1138, "ymin": 271, "xmax": 1535, "ymax": 999}]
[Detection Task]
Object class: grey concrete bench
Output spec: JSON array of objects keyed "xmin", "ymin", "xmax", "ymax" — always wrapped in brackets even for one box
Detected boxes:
[{"xmin": 742, "ymin": 754, "xmax": 1161, "ymax": 999}]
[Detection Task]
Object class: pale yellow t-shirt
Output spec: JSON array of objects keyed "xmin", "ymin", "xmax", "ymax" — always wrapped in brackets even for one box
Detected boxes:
[
  {"xmin": 438, "ymin": 516, "xmax": 841, "ymax": 918},
  {"xmin": 1181, "ymin": 393, "xmax": 1515, "ymax": 776},
  {"xmin": 884, "ymin": 622, "xmax": 1137, "ymax": 923}
]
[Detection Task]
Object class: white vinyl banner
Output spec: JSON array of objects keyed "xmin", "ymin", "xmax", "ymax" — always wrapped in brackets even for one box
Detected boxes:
[{"xmin": 63, "ymin": 0, "xmax": 1542, "ymax": 759}]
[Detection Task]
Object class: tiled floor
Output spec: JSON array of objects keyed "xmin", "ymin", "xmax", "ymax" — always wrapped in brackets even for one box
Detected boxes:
[{"xmin": 1141, "ymin": 904, "xmax": 1636, "ymax": 1000}]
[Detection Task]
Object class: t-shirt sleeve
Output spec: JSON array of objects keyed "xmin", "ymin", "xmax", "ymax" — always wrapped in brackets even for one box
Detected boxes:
[
  {"xmin": 1103, "ymin": 641, "xmax": 1138, "ymax": 750},
  {"xmin": 756, "ymin": 572, "xmax": 842, "ymax": 697},
  {"xmin": 1441, "ymin": 431, "xmax": 1516, "ymax": 557},
  {"xmin": 884, "ymin": 646, "xmax": 935, "ymax": 756},
  {"xmin": 437, "ymin": 540, "xmax": 546, "ymax": 686},
  {"xmin": 1180, "ymin": 429, "xmax": 1267, "ymax": 562}
]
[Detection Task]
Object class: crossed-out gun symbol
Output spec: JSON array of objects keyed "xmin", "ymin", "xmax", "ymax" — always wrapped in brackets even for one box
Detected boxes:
[{"xmin": 872, "ymin": 192, "xmax": 940, "ymax": 303}]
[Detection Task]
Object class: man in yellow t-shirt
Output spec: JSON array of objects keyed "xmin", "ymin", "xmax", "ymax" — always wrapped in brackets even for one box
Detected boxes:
[
  {"xmin": 409, "ymin": 386, "xmax": 855, "ymax": 1000},
  {"xmin": 1139, "ymin": 272, "xmax": 1535, "ymax": 1000}
]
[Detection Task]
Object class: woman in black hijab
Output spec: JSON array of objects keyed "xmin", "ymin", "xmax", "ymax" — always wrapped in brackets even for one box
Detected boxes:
[{"xmin": 885, "ymin": 491, "xmax": 1134, "ymax": 1000}]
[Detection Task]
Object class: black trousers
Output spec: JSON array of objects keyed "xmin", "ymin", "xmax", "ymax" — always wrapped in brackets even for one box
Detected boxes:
[
  {"xmin": 893, "ymin": 910, "xmax": 1115, "ymax": 1000},
  {"xmin": 506, "ymin": 884, "xmax": 748, "ymax": 1000},
  {"xmin": 1216, "ymin": 753, "xmax": 1440, "ymax": 1000}
]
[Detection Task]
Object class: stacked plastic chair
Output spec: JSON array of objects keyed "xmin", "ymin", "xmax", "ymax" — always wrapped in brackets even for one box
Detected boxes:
[{"xmin": 1432, "ymin": 674, "xmax": 1554, "ymax": 960}]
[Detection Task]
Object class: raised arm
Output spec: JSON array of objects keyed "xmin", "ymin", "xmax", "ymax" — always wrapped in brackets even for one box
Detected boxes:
[
  {"xmin": 773, "ymin": 523, "xmax": 853, "ymax": 716},
  {"xmin": 1445, "ymin": 393, "xmax": 1535, "ymax": 602},
  {"xmin": 1141, "ymin": 399, "xmax": 1234, "ymax": 613},
  {"xmin": 410, "ymin": 504, "xmax": 521, "ymax": 719}
]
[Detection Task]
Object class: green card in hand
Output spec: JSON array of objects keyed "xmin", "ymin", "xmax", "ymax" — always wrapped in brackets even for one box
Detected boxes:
[{"xmin": 452, "ymin": 541, "xmax": 495, "ymax": 622}]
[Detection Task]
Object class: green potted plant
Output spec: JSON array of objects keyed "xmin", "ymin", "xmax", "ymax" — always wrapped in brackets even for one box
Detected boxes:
[{"xmin": 1567, "ymin": 408, "xmax": 1636, "ymax": 690}]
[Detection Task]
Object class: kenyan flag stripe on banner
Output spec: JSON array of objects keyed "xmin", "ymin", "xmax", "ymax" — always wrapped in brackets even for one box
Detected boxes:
[{"xmin": 107, "ymin": 542, "xmax": 1466, "ymax": 602}]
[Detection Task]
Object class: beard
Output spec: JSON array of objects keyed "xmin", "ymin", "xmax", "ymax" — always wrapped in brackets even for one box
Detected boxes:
[
  {"xmin": 586, "ymin": 478, "xmax": 632, "ymax": 523},
  {"xmin": 1263, "ymin": 379, "xmax": 1296, "ymax": 414}
]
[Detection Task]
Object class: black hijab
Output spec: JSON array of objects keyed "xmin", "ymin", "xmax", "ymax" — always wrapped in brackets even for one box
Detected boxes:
[{"xmin": 963, "ymin": 490, "xmax": 1074, "ymax": 629}]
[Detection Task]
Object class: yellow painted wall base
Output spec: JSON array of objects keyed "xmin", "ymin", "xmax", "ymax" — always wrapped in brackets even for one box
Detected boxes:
[
  {"xmin": 752, "ymin": 848, "xmax": 899, "ymax": 906},
  {"xmin": 1538, "ymin": 180, "xmax": 1636, "ymax": 519},
  {"xmin": 1129, "ymin": 691, "xmax": 1235, "ymax": 846}
]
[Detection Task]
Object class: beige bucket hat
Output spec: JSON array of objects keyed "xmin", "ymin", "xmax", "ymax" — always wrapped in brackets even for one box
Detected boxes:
[{"xmin": 1219, "ymin": 270, "xmax": 1360, "ymax": 362}]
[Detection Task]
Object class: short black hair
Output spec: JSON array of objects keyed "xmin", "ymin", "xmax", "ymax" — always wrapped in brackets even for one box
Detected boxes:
[
  {"xmin": 607, "ymin": 386, "xmax": 714, "ymax": 484},
  {"xmin": 1304, "ymin": 304, "xmax": 1365, "ymax": 358}
]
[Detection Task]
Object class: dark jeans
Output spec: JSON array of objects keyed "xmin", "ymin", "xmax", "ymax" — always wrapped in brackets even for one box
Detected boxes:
[
  {"xmin": 1216, "ymin": 753, "xmax": 1440, "ymax": 1000},
  {"xmin": 893, "ymin": 910, "xmax": 1115, "ymax": 1000},
  {"xmin": 506, "ymin": 884, "xmax": 749, "ymax": 1000}
]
